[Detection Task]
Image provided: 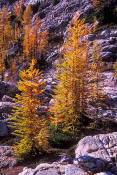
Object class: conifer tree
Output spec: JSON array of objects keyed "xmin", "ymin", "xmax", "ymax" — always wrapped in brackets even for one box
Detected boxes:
[
  {"xmin": 0, "ymin": 6, "xmax": 14, "ymax": 79},
  {"xmin": 14, "ymin": 0, "xmax": 23, "ymax": 21},
  {"xmin": 9, "ymin": 59, "xmax": 48, "ymax": 159},
  {"xmin": 22, "ymin": 15, "xmax": 48, "ymax": 61},
  {"xmin": 50, "ymin": 17, "xmax": 92, "ymax": 135},
  {"xmin": 50, "ymin": 16, "xmax": 104, "ymax": 135},
  {"xmin": 23, "ymin": 5, "xmax": 33, "ymax": 25}
]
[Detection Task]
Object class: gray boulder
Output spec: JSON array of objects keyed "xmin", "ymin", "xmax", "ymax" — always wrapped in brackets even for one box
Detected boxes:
[
  {"xmin": 0, "ymin": 146, "xmax": 17, "ymax": 169},
  {"xmin": 64, "ymin": 164, "xmax": 88, "ymax": 175},
  {"xmin": 95, "ymin": 173, "xmax": 115, "ymax": 175},
  {"xmin": 0, "ymin": 101, "xmax": 17, "ymax": 135},
  {"xmin": 0, "ymin": 81, "xmax": 18, "ymax": 99},
  {"xmin": 0, "ymin": 102, "xmax": 16, "ymax": 120},
  {"xmin": 75, "ymin": 132, "xmax": 117, "ymax": 174},
  {"xmin": 2, "ymin": 95, "xmax": 13, "ymax": 102},
  {"xmin": 18, "ymin": 163, "xmax": 89, "ymax": 175},
  {"xmin": 73, "ymin": 156, "xmax": 105, "ymax": 173}
]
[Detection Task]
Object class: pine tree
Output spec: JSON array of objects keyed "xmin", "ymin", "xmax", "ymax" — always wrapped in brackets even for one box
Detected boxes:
[{"xmin": 9, "ymin": 59, "xmax": 48, "ymax": 159}]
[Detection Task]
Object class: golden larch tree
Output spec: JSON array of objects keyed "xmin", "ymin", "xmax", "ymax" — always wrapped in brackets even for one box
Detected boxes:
[
  {"xmin": 9, "ymin": 59, "xmax": 48, "ymax": 159},
  {"xmin": 22, "ymin": 15, "xmax": 48, "ymax": 61},
  {"xmin": 50, "ymin": 17, "xmax": 92, "ymax": 135},
  {"xmin": 50, "ymin": 16, "xmax": 104, "ymax": 135},
  {"xmin": 0, "ymin": 6, "xmax": 14, "ymax": 79}
]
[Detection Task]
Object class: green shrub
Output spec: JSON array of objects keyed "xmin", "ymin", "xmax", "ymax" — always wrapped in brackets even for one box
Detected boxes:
[{"xmin": 48, "ymin": 125, "xmax": 75, "ymax": 148}]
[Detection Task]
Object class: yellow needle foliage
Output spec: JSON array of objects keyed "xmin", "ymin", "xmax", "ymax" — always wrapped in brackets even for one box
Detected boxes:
[
  {"xmin": 50, "ymin": 17, "xmax": 92, "ymax": 135},
  {"xmin": 9, "ymin": 59, "xmax": 48, "ymax": 159},
  {"xmin": 50, "ymin": 17, "xmax": 104, "ymax": 135}
]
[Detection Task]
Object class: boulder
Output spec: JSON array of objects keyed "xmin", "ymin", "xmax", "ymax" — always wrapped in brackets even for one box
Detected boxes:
[
  {"xmin": 56, "ymin": 154, "xmax": 72, "ymax": 164},
  {"xmin": 18, "ymin": 163, "xmax": 89, "ymax": 175},
  {"xmin": 75, "ymin": 132, "xmax": 117, "ymax": 174},
  {"xmin": 64, "ymin": 164, "xmax": 88, "ymax": 175},
  {"xmin": 0, "ymin": 146, "xmax": 17, "ymax": 169},
  {"xmin": 18, "ymin": 167, "xmax": 36, "ymax": 175},
  {"xmin": 73, "ymin": 156, "xmax": 105, "ymax": 173},
  {"xmin": 0, "ymin": 81, "xmax": 18, "ymax": 99},
  {"xmin": 95, "ymin": 173, "xmax": 115, "ymax": 175},
  {"xmin": 0, "ymin": 102, "xmax": 16, "ymax": 120},
  {"xmin": 2, "ymin": 95, "xmax": 13, "ymax": 102}
]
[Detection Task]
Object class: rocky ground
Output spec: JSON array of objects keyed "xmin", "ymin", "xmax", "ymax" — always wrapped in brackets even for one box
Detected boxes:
[{"xmin": 1, "ymin": 132, "xmax": 115, "ymax": 175}]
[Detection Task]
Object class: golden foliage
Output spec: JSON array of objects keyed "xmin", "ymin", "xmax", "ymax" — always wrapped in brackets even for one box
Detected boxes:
[
  {"xmin": 9, "ymin": 59, "xmax": 48, "ymax": 159},
  {"xmin": 114, "ymin": 60, "xmax": 117, "ymax": 76},
  {"xmin": 23, "ymin": 5, "xmax": 33, "ymax": 25},
  {"xmin": 50, "ymin": 17, "xmax": 91, "ymax": 135},
  {"xmin": 0, "ymin": 4, "xmax": 48, "ymax": 80},
  {"xmin": 14, "ymin": 0, "xmax": 23, "ymax": 21},
  {"xmin": 50, "ymin": 17, "xmax": 104, "ymax": 135},
  {"xmin": 0, "ymin": 7, "xmax": 14, "ymax": 79},
  {"xmin": 22, "ymin": 16, "xmax": 48, "ymax": 61}
]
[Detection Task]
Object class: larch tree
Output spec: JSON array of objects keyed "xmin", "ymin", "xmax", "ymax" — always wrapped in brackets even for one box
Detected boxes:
[
  {"xmin": 9, "ymin": 59, "xmax": 48, "ymax": 159},
  {"xmin": 22, "ymin": 15, "xmax": 48, "ymax": 61},
  {"xmin": 50, "ymin": 16, "xmax": 104, "ymax": 136},
  {"xmin": 14, "ymin": 0, "xmax": 23, "ymax": 22},
  {"xmin": 23, "ymin": 5, "xmax": 33, "ymax": 26},
  {"xmin": 50, "ymin": 17, "xmax": 92, "ymax": 135},
  {"xmin": 0, "ymin": 6, "xmax": 14, "ymax": 79}
]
